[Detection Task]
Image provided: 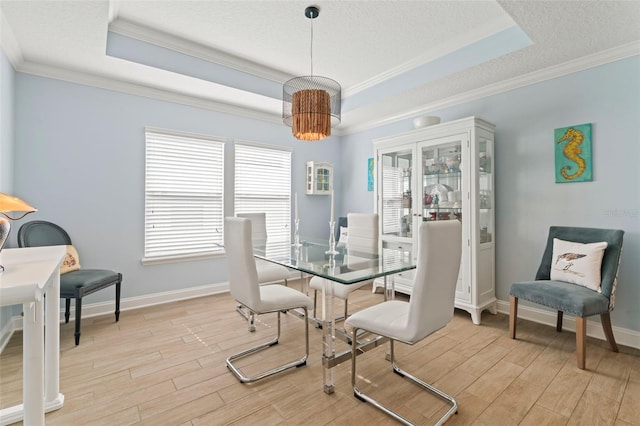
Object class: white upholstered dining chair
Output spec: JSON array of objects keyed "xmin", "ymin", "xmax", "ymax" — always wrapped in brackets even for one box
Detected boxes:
[
  {"xmin": 224, "ymin": 217, "xmax": 313, "ymax": 383},
  {"xmin": 345, "ymin": 220, "xmax": 462, "ymax": 425},
  {"xmin": 235, "ymin": 212, "xmax": 291, "ymax": 331},
  {"xmin": 308, "ymin": 213, "xmax": 378, "ymax": 321}
]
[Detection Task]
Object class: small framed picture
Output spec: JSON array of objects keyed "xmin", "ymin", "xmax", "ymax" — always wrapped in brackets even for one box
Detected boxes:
[{"xmin": 555, "ymin": 123, "xmax": 592, "ymax": 183}]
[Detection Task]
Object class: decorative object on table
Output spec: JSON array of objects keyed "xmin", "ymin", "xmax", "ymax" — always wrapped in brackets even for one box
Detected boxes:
[
  {"xmin": 282, "ymin": 6, "xmax": 341, "ymax": 141},
  {"xmin": 306, "ymin": 161, "xmax": 333, "ymax": 195},
  {"xmin": 0, "ymin": 192, "xmax": 37, "ymax": 273},
  {"xmin": 18, "ymin": 220, "xmax": 123, "ymax": 345},
  {"xmin": 367, "ymin": 157, "xmax": 374, "ymax": 191},
  {"xmin": 326, "ymin": 190, "xmax": 338, "ymax": 254},
  {"xmin": 412, "ymin": 115, "xmax": 441, "ymax": 129},
  {"xmin": 309, "ymin": 213, "xmax": 379, "ymax": 322},
  {"xmin": 293, "ymin": 192, "xmax": 302, "ymax": 247},
  {"xmin": 555, "ymin": 123, "xmax": 592, "ymax": 183}
]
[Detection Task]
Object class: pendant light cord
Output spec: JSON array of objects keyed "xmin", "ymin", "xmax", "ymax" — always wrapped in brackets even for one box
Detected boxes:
[{"xmin": 309, "ymin": 10, "xmax": 314, "ymax": 76}]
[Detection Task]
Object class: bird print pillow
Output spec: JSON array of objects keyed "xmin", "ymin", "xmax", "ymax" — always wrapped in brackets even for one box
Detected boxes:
[{"xmin": 550, "ymin": 238, "xmax": 608, "ymax": 292}]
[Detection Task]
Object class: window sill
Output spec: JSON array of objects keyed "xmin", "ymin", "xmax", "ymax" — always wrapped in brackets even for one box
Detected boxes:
[{"xmin": 141, "ymin": 251, "xmax": 225, "ymax": 266}]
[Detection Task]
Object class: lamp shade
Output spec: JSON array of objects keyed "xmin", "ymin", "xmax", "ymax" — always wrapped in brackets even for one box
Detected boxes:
[
  {"xmin": 283, "ymin": 75, "xmax": 341, "ymax": 141},
  {"xmin": 0, "ymin": 192, "xmax": 37, "ymax": 220}
]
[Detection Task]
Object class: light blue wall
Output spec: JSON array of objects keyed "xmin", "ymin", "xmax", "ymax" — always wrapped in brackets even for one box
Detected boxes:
[
  {"xmin": 5, "ymin": 47, "xmax": 639, "ymax": 333},
  {"xmin": 0, "ymin": 50, "xmax": 16, "ymax": 328},
  {"xmin": 11, "ymin": 73, "xmax": 341, "ymax": 303},
  {"xmin": 341, "ymin": 56, "xmax": 640, "ymax": 332}
]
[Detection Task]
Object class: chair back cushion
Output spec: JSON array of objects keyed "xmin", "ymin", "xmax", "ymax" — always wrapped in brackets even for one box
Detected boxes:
[
  {"xmin": 535, "ymin": 227, "xmax": 624, "ymax": 301},
  {"xmin": 346, "ymin": 213, "xmax": 378, "ymax": 251},
  {"xmin": 224, "ymin": 217, "xmax": 260, "ymax": 308},
  {"xmin": 407, "ymin": 220, "xmax": 462, "ymax": 341},
  {"xmin": 237, "ymin": 213, "xmax": 267, "ymax": 245},
  {"xmin": 18, "ymin": 220, "xmax": 72, "ymax": 247}
]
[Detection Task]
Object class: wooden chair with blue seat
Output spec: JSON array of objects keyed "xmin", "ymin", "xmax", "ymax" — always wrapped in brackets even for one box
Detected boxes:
[
  {"xmin": 18, "ymin": 220, "xmax": 122, "ymax": 345},
  {"xmin": 509, "ymin": 226, "xmax": 624, "ymax": 369}
]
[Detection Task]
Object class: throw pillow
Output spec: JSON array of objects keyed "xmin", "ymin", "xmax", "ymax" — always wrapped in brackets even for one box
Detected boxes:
[
  {"xmin": 61, "ymin": 245, "xmax": 81, "ymax": 274},
  {"xmin": 337, "ymin": 226, "xmax": 349, "ymax": 247},
  {"xmin": 550, "ymin": 238, "xmax": 607, "ymax": 292}
]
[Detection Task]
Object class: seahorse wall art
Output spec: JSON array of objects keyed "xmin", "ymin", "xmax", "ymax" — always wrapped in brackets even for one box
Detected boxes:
[{"xmin": 554, "ymin": 123, "xmax": 593, "ymax": 183}]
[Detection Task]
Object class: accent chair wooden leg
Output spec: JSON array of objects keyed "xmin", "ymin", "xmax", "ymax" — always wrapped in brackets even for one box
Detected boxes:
[
  {"xmin": 74, "ymin": 297, "xmax": 83, "ymax": 346},
  {"xmin": 509, "ymin": 295, "xmax": 518, "ymax": 339},
  {"xmin": 600, "ymin": 312, "xmax": 619, "ymax": 352},
  {"xmin": 556, "ymin": 311, "xmax": 563, "ymax": 332},
  {"xmin": 576, "ymin": 316, "xmax": 586, "ymax": 369},
  {"xmin": 115, "ymin": 278, "xmax": 122, "ymax": 322},
  {"xmin": 65, "ymin": 298, "xmax": 71, "ymax": 323}
]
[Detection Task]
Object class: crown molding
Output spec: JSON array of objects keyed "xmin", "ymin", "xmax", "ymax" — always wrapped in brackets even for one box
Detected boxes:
[
  {"xmin": 9, "ymin": 38, "xmax": 639, "ymax": 137},
  {"xmin": 16, "ymin": 61, "xmax": 283, "ymax": 125},
  {"xmin": 341, "ymin": 41, "xmax": 640, "ymax": 135},
  {"xmin": 108, "ymin": 18, "xmax": 293, "ymax": 85},
  {"xmin": 0, "ymin": 9, "xmax": 24, "ymax": 68}
]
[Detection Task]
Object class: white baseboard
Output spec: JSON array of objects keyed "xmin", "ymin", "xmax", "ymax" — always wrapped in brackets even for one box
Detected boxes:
[
  {"xmin": 495, "ymin": 300, "xmax": 640, "ymax": 350},
  {"xmin": 1, "ymin": 281, "xmax": 230, "ymax": 339},
  {"xmin": 2, "ymin": 290, "xmax": 638, "ymax": 352}
]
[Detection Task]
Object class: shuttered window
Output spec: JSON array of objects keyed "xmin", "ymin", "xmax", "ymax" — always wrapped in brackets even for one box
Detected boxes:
[
  {"xmin": 234, "ymin": 141, "xmax": 291, "ymax": 254},
  {"xmin": 144, "ymin": 128, "xmax": 225, "ymax": 261}
]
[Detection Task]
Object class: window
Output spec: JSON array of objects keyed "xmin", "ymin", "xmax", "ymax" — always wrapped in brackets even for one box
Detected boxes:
[
  {"xmin": 234, "ymin": 141, "xmax": 291, "ymax": 253},
  {"xmin": 144, "ymin": 128, "xmax": 225, "ymax": 261}
]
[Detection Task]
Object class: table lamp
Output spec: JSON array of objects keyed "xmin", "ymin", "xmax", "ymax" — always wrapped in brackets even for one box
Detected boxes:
[{"xmin": 0, "ymin": 192, "xmax": 37, "ymax": 273}]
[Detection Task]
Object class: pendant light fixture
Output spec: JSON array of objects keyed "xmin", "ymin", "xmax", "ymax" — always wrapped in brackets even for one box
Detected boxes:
[{"xmin": 283, "ymin": 6, "xmax": 341, "ymax": 141}]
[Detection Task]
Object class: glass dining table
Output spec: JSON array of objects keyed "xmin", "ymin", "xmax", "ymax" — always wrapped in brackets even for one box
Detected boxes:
[{"xmin": 253, "ymin": 238, "xmax": 416, "ymax": 394}]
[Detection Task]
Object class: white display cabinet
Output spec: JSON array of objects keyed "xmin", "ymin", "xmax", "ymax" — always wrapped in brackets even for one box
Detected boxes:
[
  {"xmin": 373, "ymin": 117, "xmax": 496, "ymax": 324},
  {"xmin": 306, "ymin": 161, "xmax": 333, "ymax": 195}
]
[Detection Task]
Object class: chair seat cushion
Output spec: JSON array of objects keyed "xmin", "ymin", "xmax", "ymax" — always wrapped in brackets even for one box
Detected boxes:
[
  {"xmin": 253, "ymin": 284, "xmax": 313, "ymax": 313},
  {"xmin": 309, "ymin": 276, "xmax": 372, "ymax": 299},
  {"xmin": 510, "ymin": 280, "xmax": 610, "ymax": 317},
  {"xmin": 61, "ymin": 269, "xmax": 120, "ymax": 297},
  {"xmin": 345, "ymin": 300, "xmax": 419, "ymax": 343}
]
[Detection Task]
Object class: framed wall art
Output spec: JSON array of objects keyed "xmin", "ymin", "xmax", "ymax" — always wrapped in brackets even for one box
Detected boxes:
[
  {"xmin": 555, "ymin": 123, "xmax": 592, "ymax": 183},
  {"xmin": 367, "ymin": 157, "xmax": 374, "ymax": 191}
]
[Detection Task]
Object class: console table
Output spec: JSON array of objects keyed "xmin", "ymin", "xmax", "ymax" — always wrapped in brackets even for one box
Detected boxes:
[{"xmin": 0, "ymin": 245, "xmax": 66, "ymax": 426}]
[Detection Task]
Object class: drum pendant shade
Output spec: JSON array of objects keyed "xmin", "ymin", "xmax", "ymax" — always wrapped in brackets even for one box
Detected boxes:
[{"xmin": 282, "ymin": 6, "xmax": 341, "ymax": 141}]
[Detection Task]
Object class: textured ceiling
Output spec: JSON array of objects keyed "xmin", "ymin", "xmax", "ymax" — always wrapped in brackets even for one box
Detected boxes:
[{"xmin": 1, "ymin": 0, "xmax": 639, "ymax": 134}]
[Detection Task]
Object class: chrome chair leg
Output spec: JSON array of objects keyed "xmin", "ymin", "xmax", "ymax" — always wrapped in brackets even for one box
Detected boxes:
[
  {"xmin": 226, "ymin": 306, "xmax": 309, "ymax": 383},
  {"xmin": 351, "ymin": 328, "xmax": 458, "ymax": 426}
]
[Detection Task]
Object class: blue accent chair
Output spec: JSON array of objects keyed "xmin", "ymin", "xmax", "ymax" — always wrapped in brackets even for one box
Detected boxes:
[
  {"xmin": 509, "ymin": 226, "xmax": 624, "ymax": 369},
  {"xmin": 18, "ymin": 220, "xmax": 122, "ymax": 345}
]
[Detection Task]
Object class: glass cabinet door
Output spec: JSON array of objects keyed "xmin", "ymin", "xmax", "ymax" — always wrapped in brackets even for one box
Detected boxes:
[
  {"xmin": 421, "ymin": 139, "xmax": 463, "ymax": 224},
  {"xmin": 379, "ymin": 147, "xmax": 413, "ymax": 238},
  {"xmin": 478, "ymin": 138, "xmax": 493, "ymax": 244}
]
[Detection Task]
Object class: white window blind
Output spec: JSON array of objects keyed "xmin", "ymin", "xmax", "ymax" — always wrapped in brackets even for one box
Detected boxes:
[
  {"xmin": 234, "ymin": 142, "xmax": 291, "ymax": 253},
  {"xmin": 382, "ymin": 167, "xmax": 403, "ymax": 235},
  {"xmin": 145, "ymin": 128, "xmax": 225, "ymax": 260}
]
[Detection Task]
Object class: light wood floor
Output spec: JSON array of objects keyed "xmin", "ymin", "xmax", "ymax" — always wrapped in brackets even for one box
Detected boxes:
[{"xmin": 1, "ymin": 282, "xmax": 638, "ymax": 425}]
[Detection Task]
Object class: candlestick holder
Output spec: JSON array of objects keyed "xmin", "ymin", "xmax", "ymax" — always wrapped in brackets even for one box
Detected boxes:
[
  {"xmin": 325, "ymin": 221, "xmax": 339, "ymax": 255},
  {"xmin": 293, "ymin": 218, "xmax": 302, "ymax": 247}
]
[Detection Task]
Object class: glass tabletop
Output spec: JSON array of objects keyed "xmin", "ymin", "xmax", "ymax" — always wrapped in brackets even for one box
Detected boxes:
[{"xmin": 253, "ymin": 239, "xmax": 416, "ymax": 285}]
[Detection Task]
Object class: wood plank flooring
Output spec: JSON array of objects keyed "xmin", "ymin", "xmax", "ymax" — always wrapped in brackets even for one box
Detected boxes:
[{"xmin": 1, "ymin": 281, "xmax": 638, "ymax": 425}]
